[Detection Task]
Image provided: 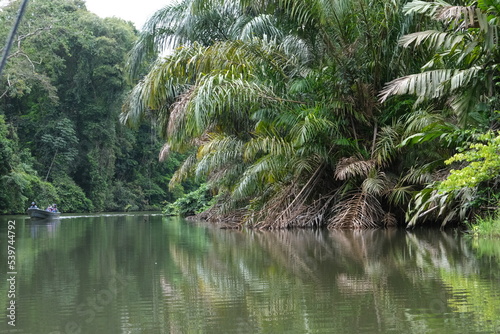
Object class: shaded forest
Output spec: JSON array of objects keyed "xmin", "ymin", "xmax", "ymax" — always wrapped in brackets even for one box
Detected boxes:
[{"xmin": 0, "ymin": 0, "xmax": 191, "ymax": 214}]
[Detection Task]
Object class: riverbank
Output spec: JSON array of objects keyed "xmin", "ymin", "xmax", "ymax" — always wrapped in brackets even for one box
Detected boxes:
[{"xmin": 468, "ymin": 211, "xmax": 500, "ymax": 237}]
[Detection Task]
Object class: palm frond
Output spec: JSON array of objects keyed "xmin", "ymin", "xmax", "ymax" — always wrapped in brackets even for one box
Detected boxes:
[
  {"xmin": 169, "ymin": 153, "xmax": 198, "ymax": 187},
  {"xmin": 335, "ymin": 157, "xmax": 376, "ymax": 181},
  {"xmin": 449, "ymin": 66, "xmax": 481, "ymax": 91},
  {"xmin": 159, "ymin": 142, "xmax": 171, "ymax": 162},
  {"xmin": 279, "ymin": 35, "xmax": 314, "ymax": 71},
  {"xmin": 380, "ymin": 69, "xmax": 457, "ymax": 103},
  {"xmin": 388, "ymin": 184, "xmax": 414, "ymax": 207},
  {"xmin": 401, "ymin": 165, "xmax": 435, "ymax": 185},
  {"xmin": 186, "ymin": 74, "xmax": 274, "ymax": 136},
  {"xmin": 400, "ymin": 108, "xmax": 446, "ymax": 136},
  {"xmin": 120, "ymin": 81, "xmax": 149, "ymax": 127},
  {"xmin": 361, "ymin": 171, "xmax": 388, "ymax": 196},
  {"xmin": 403, "ymin": 0, "xmax": 451, "ymax": 18},
  {"xmin": 126, "ymin": 2, "xmax": 190, "ymax": 81},
  {"xmin": 238, "ymin": 14, "xmax": 283, "ymax": 41},
  {"xmin": 289, "ymin": 111, "xmax": 337, "ymax": 146},
  {"xmin": 165, "ymin": 87, "xmax": 193, "ymax": 147},
  {"xmin": 399, "ymin": 30, "xmax": 464, "ymax": 49},
  {"xmin": 195, "ymin": 134, "xmax": 244, "ymax": 177},
  {"xmin": 244, "ymin": 136, "xmax": 294, "ymax": 161},
  {"xmin": 405, "ymin": 186, "xmax": 476, "ymax": 227},
  {"xmin": 328, "ymin": 192, "xmax": 384, "ymax": 229},
  {"xmin": 373, "ymin": 125, "xmax": 401, "ymax": 166},
  {"xmin": 278, "ymin": 0, "xmax": 316, "ymax": 27},
  {"xmin": 436, "ymin": 5, "xmax": 477, "ymax": 28},
  {"xmin": 233, "ymin": 154, "xmax": 290, "ymax": 200},
  {"xmin": 449, "ymin": 85, "xmax": 481, "ymax": 127},
  {"xmin": 124, "ymin": 46, "xmax": 204, "ymax": 126}
]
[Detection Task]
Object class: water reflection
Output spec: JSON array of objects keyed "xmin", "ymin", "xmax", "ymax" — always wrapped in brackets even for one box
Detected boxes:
[
  {"xmin": 0, "ymin": 216, "xmax": 499, "ymax": 334},
  {"xmin": 29, "ymin": 219, "xmax": 61, "ymax": 239}
]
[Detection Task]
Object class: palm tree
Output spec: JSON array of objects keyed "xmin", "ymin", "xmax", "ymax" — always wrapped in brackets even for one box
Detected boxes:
[
  {"xmin": 380, "ymin": 0, "xmax": 500, "ymax": 226},
  {"xmin": 380, "ymin": 1, "xmax": 499, "ymax": 126},
  {"xmin": 122, "ymin": 0, "xmax": 423, "ymax": 229}
]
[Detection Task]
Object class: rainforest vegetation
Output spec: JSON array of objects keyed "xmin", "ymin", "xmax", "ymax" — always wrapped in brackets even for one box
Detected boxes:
[
  {"xmin": 0, "ymin": 0, "xmax": 193, "ymax": 214},
  {"xmin": 120, "ymin": 0, "xmax": 500, "ymax": 229},
  {"xmin": 2, "ymin": 0, "xmax": 500, "ymax": 230}
]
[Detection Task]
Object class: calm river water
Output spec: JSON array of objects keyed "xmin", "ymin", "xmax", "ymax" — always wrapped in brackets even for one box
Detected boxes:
[{"xmin": 0, "ymin": 213, "xmax": 499, "ymax": 334}]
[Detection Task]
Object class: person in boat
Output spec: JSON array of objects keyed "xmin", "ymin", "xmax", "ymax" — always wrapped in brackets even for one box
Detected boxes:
[
  {"xmin": 52, "ymin": 204, "xmax": 58, "ymax": 213},
  {"xmin": 29, "ymin": 202, "xmax": 38, "ymax": 209},
  {"xmin": 46, "ymin": 205, "xmax": 53, "ymax": 212}
]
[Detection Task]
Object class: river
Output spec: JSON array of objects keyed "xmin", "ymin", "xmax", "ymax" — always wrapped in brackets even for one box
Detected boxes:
[{"xmin": 0, "ymin": 213, "xmax": 499, "ymax": 333}]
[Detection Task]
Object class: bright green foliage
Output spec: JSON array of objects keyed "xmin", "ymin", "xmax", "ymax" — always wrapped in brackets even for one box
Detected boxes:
[
  {"xmin": 53, "ymin": 176, "xmax": 94, "ymax": 212},
  {"xmin": 440, "ymin": 132, "xmax": 500, "ymax": 191},
  {"xmin": 468, "ymin": 210, "xmax": 500, "ymax": 237},
  {"xmin": 164, "ymin": 183, "xmax": 214, "ymax": 216},
  {"xmin": 0, "ymin": 168, "xmax": 59, "ymax": 214}
]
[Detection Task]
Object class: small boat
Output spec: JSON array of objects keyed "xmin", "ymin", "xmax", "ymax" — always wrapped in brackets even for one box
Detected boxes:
[{"xmin": 27, "ymin": 208, "xmax": 61, "ymax": 220}]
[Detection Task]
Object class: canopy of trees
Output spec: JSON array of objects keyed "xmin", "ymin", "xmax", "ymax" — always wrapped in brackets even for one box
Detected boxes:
[
  {"xmin": 0, "ymin": 0, "xmax": 188, "ymax": 214},
  {"xmin": 3, "ymin": 0, "xmax": 499, "ymax": 227},
  {"xmin": 122, "ymin": 0, "xmax": 500, "ymax": 228}
]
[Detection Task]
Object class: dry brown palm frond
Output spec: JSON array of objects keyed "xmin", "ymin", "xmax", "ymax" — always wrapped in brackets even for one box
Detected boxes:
[
  {"xmin": 159, "ymin": 143, "xmax": 171, "ymax": 162},
  {"xmin": 249, "ymin": 182, "xmax": 299, "ymax": 229},
  {"xmin": 279, "ymin": 195, "xmax": 335, "ymax": 229},
  {"xmin": 382, "ymin": 212, "xmax": 398, "ymax": 227},
  {"xmin": 190, "ymin": 205, "xmax": 247, "ymax": 229},
  {"xmin": 247, "ymin": 165, "xmax": 332, "ymax": 229},
  {"xmin": 436, "ymin": 5, "xmax": 476, "ymax": 29},
  {"xmin": 167, "ymin": 87, "xmax": 194, "ymax": 138},
  {"xmin": 335, "ymin": 157, "xmax": 376, "ymax": 181},
  {"xmin": 251, "ymin": 193, "xmax": 335, "ymax": 230},
  {"xmin": 328, "ymin": 192, "xmax": 384, "ymax": 229}
]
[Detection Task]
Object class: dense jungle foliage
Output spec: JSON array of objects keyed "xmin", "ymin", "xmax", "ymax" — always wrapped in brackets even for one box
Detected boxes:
[
  {"xmin": 0, "ymin": 0, "xmax": 192, "ymax": 214},
  {"xmin": 3, "ymin": 0, "xmax": 500, "ymax": 229},
  {"xmin": 122, "ymin": 0, "xmax": 500, "ymax": 229}
]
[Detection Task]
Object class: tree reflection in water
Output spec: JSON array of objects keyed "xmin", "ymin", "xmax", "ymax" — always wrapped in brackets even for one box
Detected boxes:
[{"xmin": 1, "ymin": 216, "xmax": 499, "ymax": 333}]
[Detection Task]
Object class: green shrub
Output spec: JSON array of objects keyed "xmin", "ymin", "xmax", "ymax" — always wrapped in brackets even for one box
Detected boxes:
[
  {"xmin": 440, "ymin": 132, "xmax": 500, "ymax": 191},
  {"xmin": 0, "ymin": 168, "xmax": 59, "ymax": 214},
  {"xmin": 469, "ymin": 211, "xmax": 500, "ymax": 238},
  {"xmin": 53, "ymin": 176, "xmax": 93, "ymax": 213},
  {"xmin": 163, "ymin": 183, "xmax": 214, "ymax": 216}
]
